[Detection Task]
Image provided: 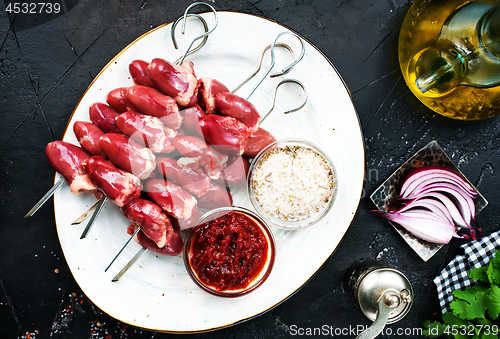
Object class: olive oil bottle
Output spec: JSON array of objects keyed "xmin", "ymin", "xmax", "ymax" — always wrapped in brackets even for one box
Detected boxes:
[{"xmin": 399, "ymin": 0, "xmax": 500, "ymax": 120}]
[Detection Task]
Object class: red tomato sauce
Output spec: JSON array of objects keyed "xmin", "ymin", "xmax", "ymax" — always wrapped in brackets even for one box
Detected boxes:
[{"xmin": 189, "ymin": 211, "xmax": 268, "ymax": 291}]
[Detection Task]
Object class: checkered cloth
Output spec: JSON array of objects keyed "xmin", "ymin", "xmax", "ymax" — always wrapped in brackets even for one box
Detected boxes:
[{"xmin": 434, "ymin": 231, "xmax": 500, "ymax": 314}]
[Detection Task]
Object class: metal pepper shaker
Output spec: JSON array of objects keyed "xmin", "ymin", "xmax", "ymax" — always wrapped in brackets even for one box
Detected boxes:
[{"xmin": 344, "ymin": 260, "xmax": 413, "ymax": 339}]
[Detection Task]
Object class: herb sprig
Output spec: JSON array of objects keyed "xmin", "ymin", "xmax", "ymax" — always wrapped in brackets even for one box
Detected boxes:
[{"xmin": 424, "ymin": 249, "xmax": 500, "ymax": 338}]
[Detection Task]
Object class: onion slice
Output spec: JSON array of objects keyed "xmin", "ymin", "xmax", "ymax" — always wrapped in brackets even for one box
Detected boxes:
[
  {"xmin": 417, "ymin": 192, "xmax": 469, "ymax": 228},
  {"xmin": 397, "ymin": 197, "xmax": 454, "ymax": 225},
  {"xmin": 379, "ymin": 209, "xmax": 458, "ymax": 244},
  {"xmin": 405, "ymin": 183, "xmax": 475, "ymax": 223},
  {"xmin": 376, "ymin": 166, "xmax": 482, "ymax": 244},
  {"xmin": 400, "ymin": 166, "xmax": 477, "ymax": 198}
]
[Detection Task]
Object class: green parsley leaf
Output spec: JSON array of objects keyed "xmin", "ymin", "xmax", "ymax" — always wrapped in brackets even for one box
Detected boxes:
[
  {"xmin": 487, "ymin": 252, "xmax": 500, "ymax": 286},
  {"xmin": 451, "ymin": 288, "xmax": 486, "ymax": 320},
  {"xmin": 470, "ymin": 266, "xmax": 489, "ymax": 283},
  {"xmin": 485, "ymin": 285, "xmax": 500, "ymax": 320},
  {"xmin": 469, "ymin": 283, "xmax": 492, "ymax": 295},
  {"xmin": 441, "ymin": 311, "xmax": 471, "ymax": 326}
]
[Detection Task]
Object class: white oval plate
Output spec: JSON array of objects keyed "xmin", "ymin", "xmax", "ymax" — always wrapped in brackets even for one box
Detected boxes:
[{"xmin": 54, "ymin": 12, "xmax": 365, "ymax": 333}]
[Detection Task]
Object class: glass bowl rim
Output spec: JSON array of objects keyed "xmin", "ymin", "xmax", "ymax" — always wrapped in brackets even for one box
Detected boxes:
[
  {"xmin": 247, "ymin": 138, "xmax": 338, "ymax": 230},
  {"xmin": 183, "ymin": 206, "xmax": 276, "ymax": 297}
]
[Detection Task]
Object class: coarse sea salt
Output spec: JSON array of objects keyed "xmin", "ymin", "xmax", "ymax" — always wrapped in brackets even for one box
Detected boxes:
[{"xmin": 251, "ymin": 145, "xmax": 336, "ymax": 221}]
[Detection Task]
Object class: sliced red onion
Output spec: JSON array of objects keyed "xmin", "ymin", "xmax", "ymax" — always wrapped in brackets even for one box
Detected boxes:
[
  {"xmin": 405, "ymin": 182, "xmax": 475, "ymax": 227},
  {"xmin": 379, "ymin": 209, "xmax": 457, "ymax": 244},
  {"xmin": 419, "ymin": 192, "xmax": 469, "ymax": 228},
  {"xmin": 376, "ymin": 166, "xmax": 481, "ymax": 244},
  {"xmin": 400, "ymin": 166, "xmax": 476, "ymax": 198},
  {"xmin": 397, "ymin": 197, "xmax": 454, "ymax": 225}
]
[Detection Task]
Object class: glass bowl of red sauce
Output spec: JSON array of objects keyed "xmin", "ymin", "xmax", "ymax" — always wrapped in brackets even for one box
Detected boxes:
[
  {"xmin": 248, "ymin": 138, "xmax": 338, "ymax": 230},
  {"xmin": 183, "ymin": 206, "xmax": 276, "ymax": 297}
]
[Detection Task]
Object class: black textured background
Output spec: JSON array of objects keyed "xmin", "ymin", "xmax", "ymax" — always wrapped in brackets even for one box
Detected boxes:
[{"xmin": 1, "ymin": 0, "xmax": 500, "ymax": 338}]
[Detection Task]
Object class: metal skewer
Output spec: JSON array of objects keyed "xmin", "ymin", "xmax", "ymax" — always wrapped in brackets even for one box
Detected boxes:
[
  {"xmin": 171, "ymin": 2, "xmax": 218, "ymax": 65},
  {"xmin": 235, "ymin": 33, "xmax": 307, "ymax": 124},
  {"xmin": 243, "ymin": 31, "xmax": 305, "ymax": 100},
  {"xmin": 171, "ymin": 13, "xmax": 209, "ymax": 64},
  {"xmin": 105, "ymin": 227, "xmax": 141, "ymax": 272},
  {"xmin": 112, "ymin": 247, "xmax": 147, "ymax": 282},
  {"xmin": 259, "ymin": 79, "xmax": 307, "ymax": 125},
  {"xmin": 24, "ymin": 177, "xmax": 65, "ymax": 218},
  {"xmin": 80, "ymin": 196, "xmax": 107, "ymax": 239},
  {"xmin": 71, "ymin": 198, "xmax": 102, "ymax": 225},
  {"xmin": 231, "ymin": 43, "xmax": 296, "ymax": 94}
]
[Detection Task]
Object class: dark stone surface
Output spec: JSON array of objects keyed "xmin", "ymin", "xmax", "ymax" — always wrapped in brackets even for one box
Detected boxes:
[{"xmin": 1, "ymin": 0, "xmax": 500, "ymax": 338}]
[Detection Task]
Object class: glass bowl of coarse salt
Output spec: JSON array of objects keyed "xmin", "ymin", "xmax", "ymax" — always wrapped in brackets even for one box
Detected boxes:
[{"xmin": 247, "ymin": 138, "xmax": 338, "ymax": 229}]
